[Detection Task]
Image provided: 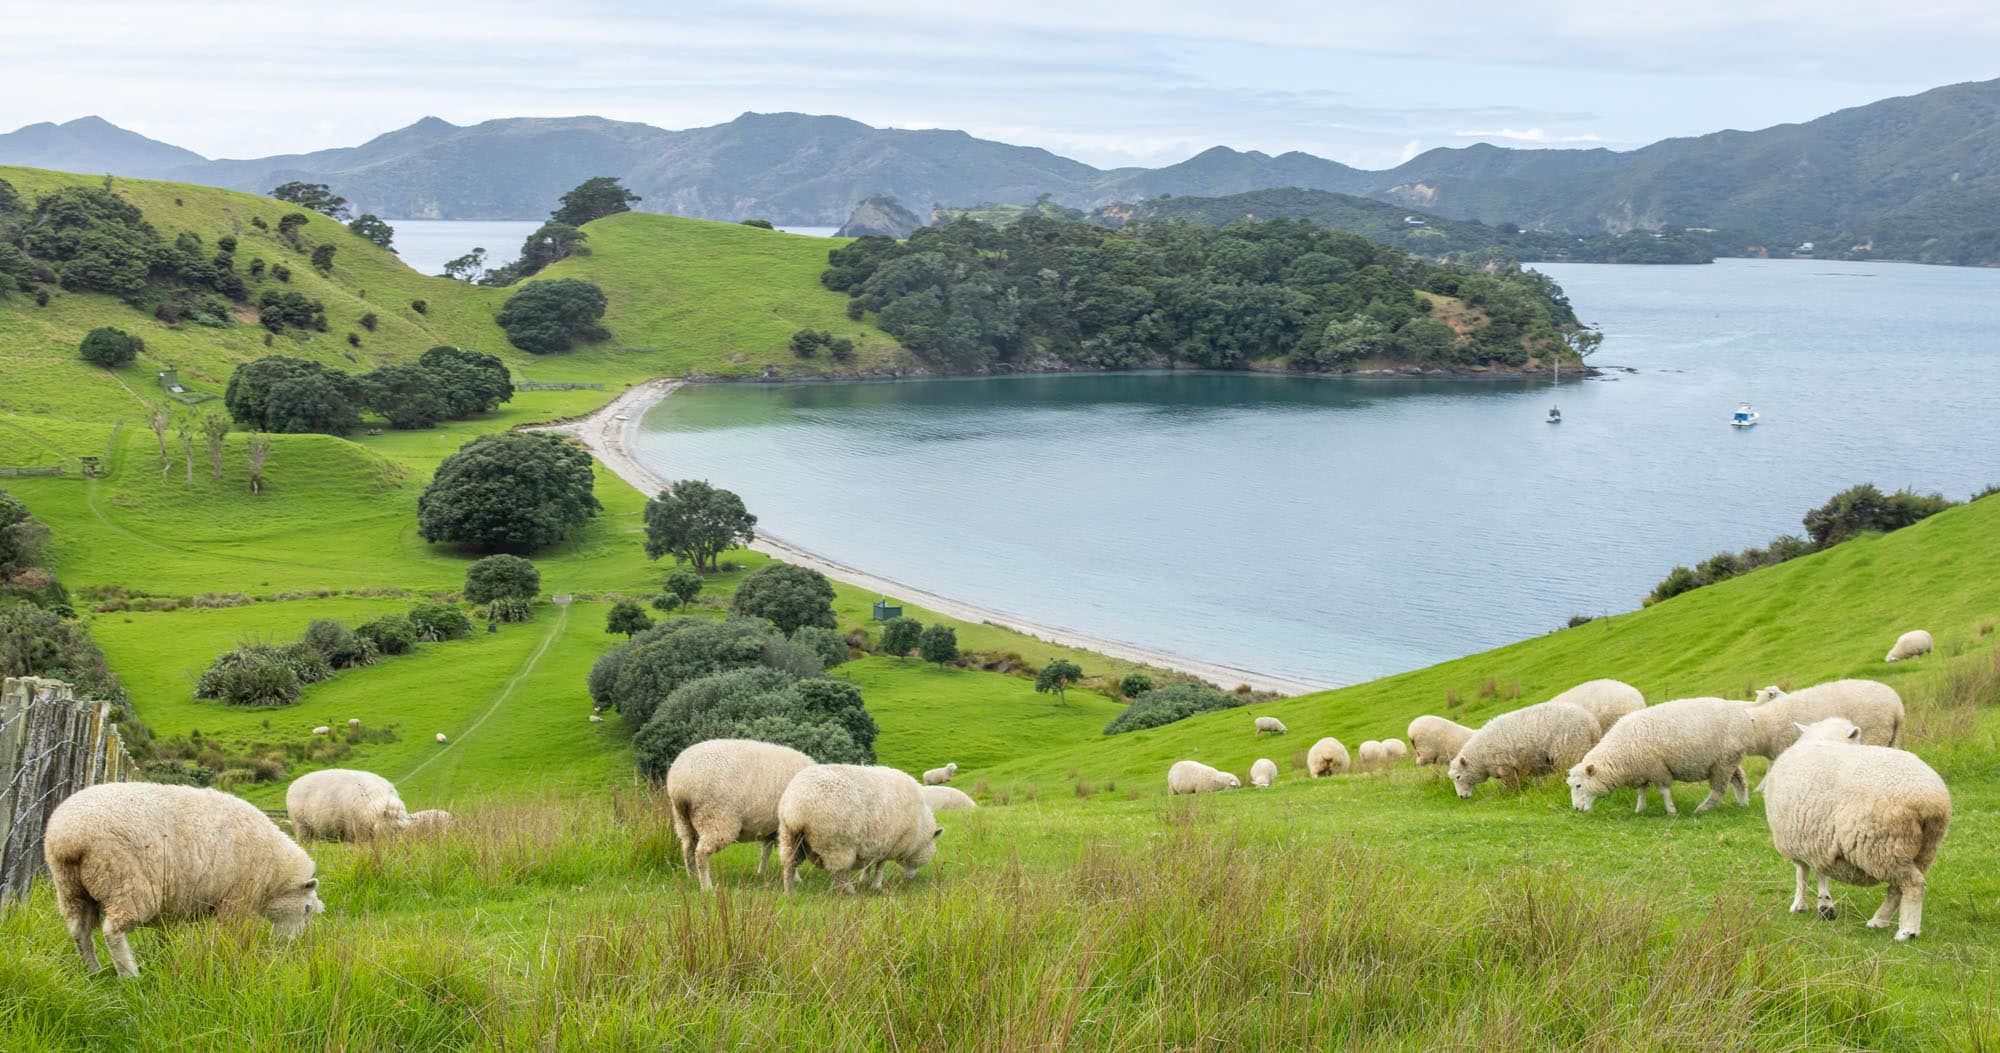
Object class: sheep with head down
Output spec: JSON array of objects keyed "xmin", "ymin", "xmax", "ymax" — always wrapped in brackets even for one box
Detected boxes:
[
  {"xmin": 1566, "ymin": 698, "xmax": 1754, "ymax": 816},
  {"xmin": 1249, "ymin": 758, "xmax": 1278, "ymax": 788},
  {"xmin": 779, "ymin": 764, "xmax": 941, "ymax": 894},
  {"xmin": 921, "ymin": 785, "xmax": 977, "ymax": 812},
  {"xmin": 1254, "ymin": 716, "xmax": 1288, "ymax": 735},
  {"xmin": 1548, "ymin": 678, "xmax": 1646, "ymax": 733},
  {"xmin": 1167, "ymin": 760, "xmax": 1240, "ymax": 795},
  {"xmin": 286, "ymin": 768, "xmax": 414, "ymax": 842},
  {"xmin": 666, "ymin": 738, "xmax": 816, "ymax": 891},
  {"xmin": 1306, "ymin": 737, "xmax": 1349, "ymax": 778},
  {"xmin": 1884, "ymin": 630, "xmax": 1933, "ymax": 663},
  {"xmin": 1448, "ymin": 701, "xmax": 1600, "ymax": 800},
  {"xmin": 1381, "ymin": 738, "xmax": 1407, "ymax": 763},
  {"xmin": 1743, "ymin": 679, "xmax": 1904, "ymax": 759},
  {"xmin": 1357, "ymin": 741, "xmax": 1384, "ymax": 772},
  {"xmin": 1407, "ymin": 716, "xmax": 1474, "ymax": 767}
]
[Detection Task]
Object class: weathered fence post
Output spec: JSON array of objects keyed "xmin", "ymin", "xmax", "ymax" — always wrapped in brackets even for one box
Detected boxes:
[{"xmin": 0, "ymin": 677, "xmax": 136, "ymax": 904}]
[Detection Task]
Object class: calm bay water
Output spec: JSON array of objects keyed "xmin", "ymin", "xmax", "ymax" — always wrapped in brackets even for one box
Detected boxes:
[
  {"xmin": 636, "ymin": 259, "xmax": 2000, "ymax": 687},
  {"xmin": 389, "ymin": 220, "xmax": 538, "ymax": 277}
]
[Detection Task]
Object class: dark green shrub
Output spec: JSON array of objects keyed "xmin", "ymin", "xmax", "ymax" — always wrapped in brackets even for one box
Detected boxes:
[
  {"xmin": 919, "ymin": 624, "xmax": 958, "ymax": 668},
  {"xmin": 409, "ymin": 602, "xmax": 472, "ymax": 642},
  {"xmin": 496, "ymin": 279, "xmax": 608, "ymax": 354},
  {"xmin": 302, "ymin": 619, "xmax": 375, "ymax": 669},
  {"xmin": 1103, "ymin": 683, "xmax": 1242, "ymax": 735},
  {"xmin": 418, "ymin": 433, "xmax": 600, "ymax": 552},
  {"xmin": 195, "ymin": 647, "xmax": 302, "ymax": 707},
  {"xmin": 79, "ymin": 326, "xmax": 142, "ymax": 367},
  {"xmin": 879, "ymin": 617, "xmax": 922, "ymax": 657},
  {"xmin": 355, "ymin": 614, "xmax": 418, "ymax": 655},
  {"xmin": 606, "ymin": 600, "xmax": 652, "ymax": 636},
  {"xmin": 790, "ymin": 626, "xmax": 850, "ymax": 668},
  {"xmin": 487, "ymin": 596, "xmax": 534, "ymax": 623},
  {"xmin": 601, "ymin": 617, "xmax": 786, "ymax": 728},
  {"xmin": 729, "ymin": 563, "xmax": 836, "ymax": 634},
  {"xmin": 463, "ymin": 554, "xmax": 540, "ymax": 604},
  {"xmin": 631, "ymin": 668, "xmax": 875, "ymax": 780},
  {"xmin": 1118, "ymin": 673, "xmax": 1154, "ymax": 698}
]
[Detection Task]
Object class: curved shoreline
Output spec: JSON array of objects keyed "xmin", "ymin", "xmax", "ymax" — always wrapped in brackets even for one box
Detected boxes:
[{"xmin": 536, "ymin": 378, "xmax": 1332, "ymax": 696}]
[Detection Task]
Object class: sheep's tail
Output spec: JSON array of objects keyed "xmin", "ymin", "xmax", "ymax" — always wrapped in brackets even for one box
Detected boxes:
[
  {"xmin": 1888, "ymin": 713, "xmax": 1903, "ymax": 748},
  {"xmin": 45, "ymin": 842, "xmax": 95, "ymax": 917},
  {"xmin": 1915, "ymin": 809, "xmax": 1951, "ymax": 871}
]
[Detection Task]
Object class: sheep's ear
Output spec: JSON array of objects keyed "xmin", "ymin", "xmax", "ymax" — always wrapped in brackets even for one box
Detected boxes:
[
  {"xmin": 1583, "ymin": 763, "xmax": 1595, "ymax": 776},
  {"xmin": 1847, "ymin": 727, "xmax": 1861, "ymax": 741},
  {"xmin": 301, "ymin": 878, "xmax": 319, "ymax": 891},
  {"xmin": 1793, "ymin": 722, "xmax": 1811, "ymax": 734},
  {"xmin": 932, "ymin": 828, "xmax": 943, "ymax": 839}
]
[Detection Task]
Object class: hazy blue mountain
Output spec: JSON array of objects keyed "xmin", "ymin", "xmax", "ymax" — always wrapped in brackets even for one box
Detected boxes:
[{"xmin": 0, "ymin": 116, "xmax": 206, "ymax": 176}]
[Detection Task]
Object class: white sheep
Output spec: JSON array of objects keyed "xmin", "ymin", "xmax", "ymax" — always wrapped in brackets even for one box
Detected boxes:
[
  {"xmin": 1448, "ymin": 701, "xmax": 1601, "ymax": 800},
  {"xmin": 405, "ymin": 809, "xmax": 454, "ymax": 834},
  {"xmin": 1406, "ymin": 716, "xmax": 1474, "ymax": 767},
  {"xmin": 311, "ymin": 725, "xmax": 330, "ymax": 736},
  {"xmin": 1762, "ymin": 717, "xmax": 1951, "ymax": 940},
  {"xmin": 286, "ymin": 768, "xmax": 413, "ymax": 841},
  {"xmin": 43, "ymin": 783, "xmax": 323, "ymax": 978},
  {"xmin": 435, "ymin": 732, "xmax": 447, "ymax": 743},
  {"xmin": 347, "ymin": 718, "xmax": 361, "ymax": 728},
  {"xmin": 778, "ymin": 764, "xmax": 941, "ymax": 894},
  {"xmin": 589, "ymin": 714, "xmax": 604, "ymax": 723},
  {"xmin": 1306, "ymin": 737, "xmax": 1350, "ymax": 778},
  {"xmin": 1381, "ymin": 738, "xmax": 1408, "ymax": 763},
  {"xmin": 1167, "ymin": 760, "xmax": 1241, "ymax": 795},
  {"xmin": 1744, "ymin": 678, "xmax": 1904, "ymax": 758},
  {"xmin": 1357, "ymin": 740, "xmax": 1384, "ymax": 771},
  {"xmin": 922, "ymin": 762, "xmax": 958, "ymax": 785},
  {"xmin": 1884, "ymin": 629, "xmax": 1933, "ymax": 663},
  {"xmin": 921, "ymin": 785, "xmax": 978, "ymax": 812},
  {"xmin": 666, "ymin": 738, "xmax": 815, "ymax": 891},
  {"xmin": 1565, "ymin": 698, "xmax": 1755, "ymax": 815},
  {"xmin": 1254, "ymin": 716, "xmax": 1288, "ymax": 735},
  {"xmin": 1249, "ymin": 758, "xmax": 1278, "ymax": 788},
  {"xmin": 1754, "ymin": 685, "xmax": 1786, "ymax": 704},
  {"xmin": 1548, "ymin": 678, "xmax": 1646, "ymax": 732}
]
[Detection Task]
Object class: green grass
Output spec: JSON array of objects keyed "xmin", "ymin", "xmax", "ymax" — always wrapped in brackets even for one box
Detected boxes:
[{"xmin": 835, "ymin": 656, "xmax": 1126, "ymax": 775}]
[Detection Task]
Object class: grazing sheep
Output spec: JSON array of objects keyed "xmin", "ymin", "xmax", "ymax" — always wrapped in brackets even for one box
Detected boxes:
[
  {"xmin": 1884, "ymin": 629, "xmax": 1933, "ymax": 663},
  {"xmin": 922, "ymin": 762, "xmax": 959, "ymax": 785},
  {"xmin": 311, "ymin": 725, "xmax": 330, "ymax": 736},
  {"xmin": 286, "ymin": 769, "xmax": 412, "ymax": 841},
  {"xmin": 1565, "ymin": 698, "xmax": 1755, "ymax": 815},
  {"xmin": 1744, "ymin": 679, "xmax": 1905, "ymax": 758},
  {"xmin": 1357, "ymin": 741, "xmax": 1385, "ymax": 771},
  {"xmin": 921, "ymin": 785, "xmax": 978, "ymax": 812},
  {"xmin": 1762, "ymin": 718, "xmax": 1951, "ymax": 940},
  {"xmin": 1167, "ymin": 760, "xmax": 1241, "ymax": 795},
  {"xmin": 435, "ymin": 732, "xmax": 447, "ymax": 743},
  {"xmin": 588, "ymin": 714, "xmax": 604, "ymax": 723},
  {"xmin": 1549, "ymin": 678, "xmax": 1646, "ymax": 732},
  {"xmin": 347, "ymin": 718, "xmax": 361, "ymax": 728},
  {"xmin": 1448, "ymin": 701, "xmax": 1601, "ymax": 800},
  {"xmin": 666, "ymin": 738, "xmax": 815, "ymax": 891},
  {"xmin": 1755, "ymin": 686, "xmax": 1786, "ymax": 704},
  {"xmin": 405, "ymin": 809, "xmax": 453, "ymax": 834},
  {"xmin": 779, "ymin": 764, "xmax": 941, "ymax": 894},
  {"xmin": 1249, "ymin": 758, "xmax": 1278, "ymax": 788},
  {"xmin": 1254, "ymin": 716, "xmax": 1288, "ymax": 735},
  {"xmin": 1382, "ymin": 738, "xmax": 1408, "ymax": 763},
  {"xmin": 1406, "ymin": 716, "xmax": 1474, "ymax": 767},
  {"xmin": 1306, "ymin": 737, "xmax": 1350, "ymax": 778},
  {"xmin": 43, "ymin": 783, "xmax": 323, "ymax": 978}
]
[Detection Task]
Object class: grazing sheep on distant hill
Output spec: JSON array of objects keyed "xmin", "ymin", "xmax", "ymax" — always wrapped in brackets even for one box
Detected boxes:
[
  {"xmin": 1885, "ymin": 630, "xmax": 1934, "ymax": 663},
  {"xmin": 668, "ymin": 738, "xmax": 815, "ymax": 891},
  {"xmin": 1306, "ymin": 737, "xmax": 1350, "ymax": 778},
  {"xmin": 347, "ymin": 718, "xmax": 360, "ymax": 728},
  {"xmin": 1565, "ymin": 698, "xmax": 1755, "ymax": 815},
  {"xmin": 435, "ymin": 732, "xmax": 447, "ymax": 743},
  {"xmin": 1407, "ymin": 716, "xmax": 1474, "ymax": 766},
  {"xmin": 286, "ymin": 769, "xmax": 413, "ymax": 842},
  {"xmin": 922, "ymin": 763, "xmax": 958, "ymax": 785},
  {"xmin": 921, "ymin": 785, "xmax": 977, "ymax": 812},
  {"xmin": 1449, "ymin": 701, "xmax": 1601, "ymax": 800},
  {"xmin": 1382, "ymin": 739, "xmax": 1408, "ymax": 763},
  {"xmin": 44, "ymin": 783, "xmax": 323, "ymax": 978},
  {"xmin": 1168, "ymin": 760, "xmax": 1241, "ymax": 795},
  {"xmin": 1357, "ymin": 741, "xmax": 1384, "ymax": 771},
  {"xmin": 1549, "ymin": 679, "xmax": 1646, "ymax": 732},
  {"xmin": 1254, "ymin": 716, "xmax": 1288, "ymax": 735},
  {"xmin": 1762, "ymin": 718, "xmax": 1951, "ymax": 940},
  {"xmin": 1744, "ymin": 679, "xmax": 1905, "ymax": 759},
  {"xmin": 311, "ymin": 725, "xmax": 330, "ymax": 736},
  {"xmin": 1249, "ymin": 758, "xmax": 1278, "ymax": 788},
  {"xmin": 779, "ymin": 764, "xmax": 941, "ymax": 894}
]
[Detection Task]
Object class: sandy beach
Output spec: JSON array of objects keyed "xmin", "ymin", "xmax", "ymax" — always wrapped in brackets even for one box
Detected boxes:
[{"xmin": 536, "ymin": 380, "xmax": 1330, "ymax": 696}]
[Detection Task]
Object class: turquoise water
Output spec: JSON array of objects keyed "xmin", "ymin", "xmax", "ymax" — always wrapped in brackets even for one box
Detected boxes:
[{"xmin": 635, "ymin": 259, "xmax": 2000, "ymax": 687}]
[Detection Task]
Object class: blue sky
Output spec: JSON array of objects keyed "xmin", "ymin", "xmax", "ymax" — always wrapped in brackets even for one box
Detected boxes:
[{"xmin": 4, "ymin": 0, "xmax": 1996, "ymax": 168}]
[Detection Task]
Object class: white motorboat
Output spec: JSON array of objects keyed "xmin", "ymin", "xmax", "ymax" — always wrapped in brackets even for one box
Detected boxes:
[{"xmin": 1731, "ymin": 403, "xmax": 1760, "ymax": 428}]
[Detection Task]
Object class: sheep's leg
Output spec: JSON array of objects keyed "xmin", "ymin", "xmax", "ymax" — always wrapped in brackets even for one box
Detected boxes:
[
  {"xmin": 693, "ymin": 842, "xmax": 718, "ymax": 892},
  {"xmin": 1895, "ymin": 875, "xmax": 1925, "ymax": 941},
  {"xmin": 1657, "ymin": 783, "xmax": 1678, "ymax": 816},
  {"xmin": 1730, "ymin": 766, "xmax": 1749, "ymax": 805},
  {"xmin": 1868, "ymin": 886, "xmax": 1902, "ymax": 930},
  {"xmin": 757, "ymin": 840, "xmax": 773, "ymax": 877},
  {"xmin": 1790, "ymin": 863, "xmax": 1811, "ymax": 913},
  {"xmin": 831, "ymin": 868, "xmax": 856, "ymax": 895},
  {"xmin": 1816, "ymin": 873, "xmax": 1836, "ymax": 920},
  {"xmin": 1633, "ymin": 785, "xmax": 1647, "ymax": 813},
  {"xmin": 870, "ymin": 861, "xmax": 889, "ymax": 892},
  {"xmin": 103, "ymin": 920, "xmax": 139, "ymax": 979},
  {"xmin": 1694, "ymin": 767, "xmax": 1732, "ymax": 814},
  {"xmin": 66, "ymin": 902, "xmax": 102, "ymax": 973},
  {"xmin": 779, "ymin": 832, "xmax": 802, "ymax": 894}
]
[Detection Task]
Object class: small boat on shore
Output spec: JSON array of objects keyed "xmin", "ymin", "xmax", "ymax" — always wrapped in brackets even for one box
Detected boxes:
[
  {"xmin": 1732, "ymin": 403, "xmax": 1760, "ymax": 428},
  {"xmin": 1547, "ymin": 406, "xmax": 1562, "ymax": 423}
]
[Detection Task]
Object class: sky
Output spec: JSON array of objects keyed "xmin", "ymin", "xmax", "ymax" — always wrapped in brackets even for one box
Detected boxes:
[{"xmin": 3, "ymin": 0, "xmax": 1998, "ymax": 170}]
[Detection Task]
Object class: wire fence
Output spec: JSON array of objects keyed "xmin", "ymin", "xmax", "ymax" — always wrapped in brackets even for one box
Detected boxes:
[{"xmin": 0, "ymin": 678, "xmax": 137, "ymax": 905}]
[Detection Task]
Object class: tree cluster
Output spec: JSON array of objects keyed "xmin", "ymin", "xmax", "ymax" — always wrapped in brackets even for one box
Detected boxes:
[
  {"xmin": 78, "ymin": 326, "xmax": 143, "ymax": 367},
  {"xmin": 788, "ymin": 328, "xmax": 855, "ymax": 361},
  {"xmin": 495, "ymin": 279, "xmax": 610, "ymax": 354},
  {"xmin": 270, "ymin": 182, "xmax": 350, "ymax": 220},
  {"xmin": 643, "ymin": 480, "xmax": 756, "ymax": 572},
  {"xmin": 417, "ymin": 432, "xmax": 600, "ymax": 552},
  {"xmin": 480, "ymin": 176, "xmax": 638, "ymax": 286},
  {"xmin": 728, "ymin": 563, "xmax": 836, "ymax": 634},
  {"xmin": 0, "ymin": 180, "xmax": 247, "ymax": 312},
  {"xmin": 224, "ymin": 347, "xmax": 512, "ymax": 435},
  {"xmin": 1102, "ymin": 682, "xmax": 1242, "ymax": 735},
  {"xmin": 823, "ymin": 215, "xmax": 1588, "ymax": 371}
]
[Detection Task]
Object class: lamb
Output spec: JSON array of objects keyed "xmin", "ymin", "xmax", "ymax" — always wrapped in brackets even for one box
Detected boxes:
[
  {"xmin": 1306, "ymin": 737, "xmax": 1350, "ymax": 778},
  {"xmin": 347, "ymin": 718, "xmax": 361, "ymax": 728},
  {"xmin": 311, "ymin": 725, "xmax": 330, "ymax": 736},
  {"xmin": 1761, "ymin": 718, "xmax": 1951, "ymax": 940},
  {"xmin": 922, "ymin": 762, "xmax": 959, "ymax": 785},
  {"xmin": 1254, "ymin": 716, "xmax": 1288, "ymax": 735},
  {"xmin": 1167, "ymin": 760, "xmax": 1241, "ymax": 795},
  {"xmin": 1565, "ymin": 698, "xmax": 1755, "ymax": 815},
  {"xmin": 1406, "ymin": 716, "xmax": 1474, "ymax": 767},
  {"xmin": 1448, "ymin": 701, "xmax": 1601, "ymax": 799},
  {"xmin": 1884, "ymin": 629, "xmax": 1933, "ymax": 663},
  {"xmin": 43, "ymin": 782, "xmax": 324, "ymax": 978},
  {"xmin": 1549, "ymin": 678, "xmax": 1646, "ymax": 732},
  {"xmin": 921, "ymin": 785, "xmax": 977, "ymax": 812},
  {"xmin": 666, "ymin": 738, "xmax": 815, "ymax": 891},
  {"xmin": 1743, "ymin": 678, "xmax": 1904, "ymax": 758},
  {"xmin": 1357, "ymin": 741, "xmax": 1384, "ymax": 772},
  {"xmin": 778, "ymin": 764, "xmax": 941, "ymax": 894},
  {"xmin": 286, "ymin": 768, "xmax": 415, "ymax": 841},
  {"xmin": 1249, "ymin": 758, "xmax": 1278, "ymax": 788},
  {"xmin": 1381, "ymin": 738, "xmax": 1408, "ymax": 763}
]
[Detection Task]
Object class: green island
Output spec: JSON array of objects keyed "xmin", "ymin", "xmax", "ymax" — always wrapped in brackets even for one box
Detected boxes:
[{"xmin": 1, "ymin": 166, "xmax": 1997, "ymax": 1049}]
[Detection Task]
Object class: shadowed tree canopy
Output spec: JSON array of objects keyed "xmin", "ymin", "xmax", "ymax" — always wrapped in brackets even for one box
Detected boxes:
[
  {"xmin": 270, "ymin": 181, "xmax": 350, "ymax": 220},
  {"xmin": 463, "ymin": 554, "xmax": 541, "ymax": 604},
  {"xmin": 418, "ymin": 433, "xmax": 600, "ymax": 553},
  {"xmin": 418, "ymin": 345, "xmax": 514, "ymax": 417},
  {"xmin": 552, "ymin": 177, "xmax": 641, "ymax": 228},
  {"xmin": 347, "ymin": 213, "xmax": 394, "ymax": 249},
  {"xmin": 728, "ymin": 563, "xmax": 837, "ymax": 634},
  {"xmin": 495, "ymin": 279, "xmax": 609, "ymax": 354},
  {"xmin": 643, "ymin": 480, "xmax": 757, "ymax": 572}
]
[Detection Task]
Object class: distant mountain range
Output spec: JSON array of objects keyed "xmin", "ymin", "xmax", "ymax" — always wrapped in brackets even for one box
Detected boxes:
[{"xmin": 6, "ymin": 77, "xmax": 2000, "ymax": 264}]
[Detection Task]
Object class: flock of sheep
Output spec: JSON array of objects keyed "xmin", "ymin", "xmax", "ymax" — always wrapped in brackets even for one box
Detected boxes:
[{"xmin": 1168, "ymin": 630, "xmax": 1951, "ymax": 942}]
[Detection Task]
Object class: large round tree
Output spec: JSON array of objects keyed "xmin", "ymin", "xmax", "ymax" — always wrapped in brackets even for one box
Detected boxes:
[
  {"xmin": 417, "ymin": 433, "xmax": 599, "ymax": 552},
  {"xmin": 729, "ymin": 563, "xmax": 837, "ymax": 634}
]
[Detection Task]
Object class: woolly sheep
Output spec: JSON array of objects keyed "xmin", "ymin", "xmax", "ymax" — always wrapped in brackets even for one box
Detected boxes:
[
  {"xmin": 1357, "ymin": 741, "xmax": 1384, "ymax": 771},
  {"xmin": 435, "ymin": 732, "xmax": 447, "ymax": 743},
  {"xmin": 1167, "ymin": 760, "xmax": 1241, "ymax": 795},
  {"xmin": 44, "ymin": 783, "xmax": 323, "ymax": 978},
  {"xmin": 286, "ymin": 769, "xmax": 413, "ymax": 841},
  {"xmin": 311, "ymin": 725, "xmax": 330, "ymax": 736},
  {"xmin": 667, "ymin": 738, "xmax": 816, "ymax": 891},
  {"xmin": 1744, "ymin": 679, "xmax": 1905, "ymax": 758},
  {"xmin": 1254, "ymin": 716, "xmax": 1288, "ymax": 735},
  {"xmin": 1406, "ymin": 716, "xmax": 1474, "ymax": 767},
  {"xmin": 405, "ymin": 809, "xmax": 454, "ymax": 834},
  {"xmin": 1549, "ymin": 678, "xmax": 1646, "ymax": 732},
  {"xmin": 347, "ymin": 718, "xmax": 361, "ymax": 728},
  {"xmin": 1762, "ymin": 718, "xmax": 1951, "ymax": 940},
  {"xmin": 1565, "ymin": 698, "xmax": 1754, "ymax": 815},
  {"xmin": 1884, "ymin": 629, "xmax": 1933, "ymax": 663},
  {"xmin": 922, "ymin": 762, "xmax": 959, "ymax": 785},
  {"xmin": 1754, "ymin": 686, "xmax": 1786, "ymax": 704},
  {"xmin": 1249, "ymin": 758, "xmax": 1278, "ymax": 788},
  {"xmin": 1306, "ymin": 737, "xmax": 1350, "ymax": 778},
  {"xmin": 779, "ymin": 764, "xmax": 941, "ymax": 894},
  {"xmin": 589, "ymin": 714, "xmax": 604, "ymax": 723},
  {"xmin": 1382, "ymin": 738, "xmax": 1408, "ymax": 762},
  {"xmin": 921, "ymin": 785, "xmax": 978, "ymax": 812},
  {"xmin": 1448, "ymin": 701, "xmax": 1601, "ymax": 800}
]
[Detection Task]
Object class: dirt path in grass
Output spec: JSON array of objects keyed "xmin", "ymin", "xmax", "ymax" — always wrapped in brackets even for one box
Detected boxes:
[
  {"xmin": 399, "ymin": 603, "xmax": 570, "ymax": 787},
  {"xmin": 536, "ymin": 381, "xmax": 1329, "ymax": 696}
]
